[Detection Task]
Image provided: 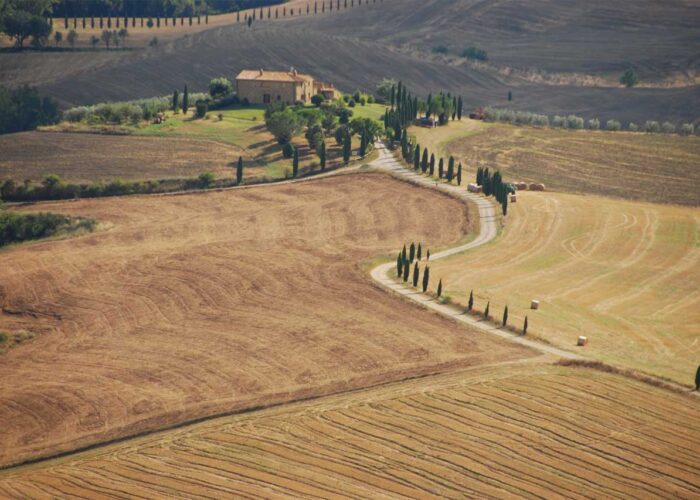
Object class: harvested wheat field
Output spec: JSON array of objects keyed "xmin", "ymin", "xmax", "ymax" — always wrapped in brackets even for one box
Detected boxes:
[
  {"xmin": 1, "ymin": 362, "xmax": 697, "ymax": 498},
  {"xmin": 428, "ymin": 189, "xmax": 700, "ymax": 384},
  {"xmin": 0, "ymin": 132, "xmax": 244, "ymax": 184},
  {"xmin": 0, "ymin": 173, "xmax": 534, "ymax": 467},
  {"xmin": 411, "ymin": 120, "xmax": 700, "ymax": 206}
]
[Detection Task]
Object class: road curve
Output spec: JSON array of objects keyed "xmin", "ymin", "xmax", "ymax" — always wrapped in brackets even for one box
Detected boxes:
[{"xmin": 370, "ymin": 142, "xmax": 582, "ymax": 360}]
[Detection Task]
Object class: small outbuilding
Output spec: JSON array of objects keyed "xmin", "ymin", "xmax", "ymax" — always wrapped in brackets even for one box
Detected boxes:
[{"xmin": 531, "ymin": 300, "xmax": 540, "ymax": 310}]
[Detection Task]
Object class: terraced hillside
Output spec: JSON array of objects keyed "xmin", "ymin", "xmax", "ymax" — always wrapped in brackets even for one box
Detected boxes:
[
  {"xmin": 0, "ymin": 173, "xmax": 533, "ymax": 467},
  {"xmin": 1, "ymin": 363, "xmax": 697, "ymax": 497},
  {"xmin": 2, "ymin": 0, "xmax": 698, "ymax": 122}
]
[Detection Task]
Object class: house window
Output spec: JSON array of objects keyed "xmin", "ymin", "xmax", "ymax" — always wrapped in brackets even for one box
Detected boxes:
[{"xmin": 263, "ymin": 94, "xmax": 271, "ymax": 104}]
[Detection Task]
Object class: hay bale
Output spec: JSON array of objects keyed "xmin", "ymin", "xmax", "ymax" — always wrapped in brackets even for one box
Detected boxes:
[
  {"xmin": 529, "ymin": 183, "xmax": 546, "ymax": 191},
  {"xmin": 467, "ymin": 183, "xmax": 482, "ymax": 193},
  {"xmin": 510, "ymin": 194, "xmax": 517, "ymax": 202},
  {"xmin": 577, "ymin": 336, "xmax": 588, "ymax": 346},
  {"xmin": 515, "ymin": 182, "xmax": 528, "ymax": 190},
  {"xmin": 531, "ymin": 300, "xmax": 540, "ymax": 310}
]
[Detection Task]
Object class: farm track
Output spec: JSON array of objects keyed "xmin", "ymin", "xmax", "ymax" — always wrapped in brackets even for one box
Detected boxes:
[{"xmin": 1, "ymin": 363, "xmax": 697, "ymax": 497}]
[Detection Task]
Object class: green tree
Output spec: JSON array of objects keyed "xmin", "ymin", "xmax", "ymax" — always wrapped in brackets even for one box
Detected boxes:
[
  {"xmin": 468, "ymin": 290, "xmax": 474, "ymax": 311},
  {"xmin": 695, "ymin": 364, "xmax": 700, "ymax": 391},
  {"xmin": 413, "ymin": 144, "xmax": 420, "ymax": 170},
  {"xmin": 457, "ymin": 162, "xmax": 462, "ymax": 185},
  {"xmin": 409, "ymin": 242, "xmax": 415, "ymax": 263},
  {"xmin": 484, "ymin": 301, "xmax": 490, "ymax": 319},
  {"xmin": 438, "ymin": 158, "xmax": 444, "ymax": 178},
  {"xmin": 53, "ymin": 30, "xmax": 62, "ymax": 46},
  {"xmin": 101, "ymin": 28, "xmax": 111, "ymax": 48},
  {"xmin": 198, "ymin": 171, "xmax": 214, "ymax": 188},
  {"xmin": 412, "ymin": 262, "xmax": 419, "ymax": 287},
  {"xmin": 620, "ymin": 69, "xmax": 639, "ymax": 88},
  {"xmin": 426, "ymin": 249, "xmax": 430, "ymax": 261},
  {"xmin": 523, "ymin": 316, "xmax": 528, "ymax": 335},
  {"xmin": 417, "ymin": 243, "xmax": 422, "ymax": 260},
  {"xmin": 311, "ymin": 93, "xmax": 325, "ymax": 107},
  {"xmin": 502, "ymin": 305, "xmax": 508, "ymax": 326},
  {"xmin": 172, "ymin": 89, "xmax": 179, "ymax": 112},
  {"xmin": 182, "ymin": 84, "xmax": 189, "ymax": 114},
  {"xmin": 66, "ymin": 28, "xmax": 77, "ymax": 49},
  {"xmin": 401, "ymin": 244, "xmax": 407, "ymax": 264},
  {"xmin": 342, "ymin": 128, "xmax": 351, "ymax": 163},
  {"xmin": 236, "ymin": 156, "xmax": 243, "ymax": 184},
  {"xmin": 403, "ymin": 258, "xmax": 409, "ymax": 282},
  {"xmin": 396, "ymin": 252, "xmax": 403, "ymax": 277},
  {"xmin": 447, "ymin": 156, "xmax": 455, "ymax": 182},
  {"xmin": 209, "ymin": 76, "xmax": 233, "ymax": 98},
  {"xmin": 457, "ymin": 96, "xmax": 463, "ymax": 120},
  {"xmin": 266, "ymin": 109, "xmax": 304, "ymax": 144},
  {"xmin": 437, "ymin": 279, "xmax": 442, "ymax": 298},
  {"xmin": 318, "ymin": 140, "xmax": 327, "ymax": 170},
  {"xmin": 420, "ymin": 147, "xmax": 428, "ymax": 173},
  {"xmin": 292, "ymin": 146, "xmax": 299, "ymax": 177},
  {"xmin": 422, "ymin": 266, "xmax": 429, "ymax": 292},
  {"xmin": 2, "ymin": 3, "xmax": 53, "ymax": 49},
  {"xmin": 429, "ymin": 153, "xmax": 435, "ymax": 176}
]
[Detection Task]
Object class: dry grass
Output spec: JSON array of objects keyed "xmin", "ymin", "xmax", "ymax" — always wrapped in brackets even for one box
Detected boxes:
[
  {"xmin": 1, "ymin": 362, "xmax": 697, "ymax": 497},
  {"xmin": 427, "ymin": 189, "xmax": 700, "ymax": 385},
  {"xmin": 0, "ymin": 173, "xmax": 532, "ymax": 467},
  {"xmin": 411, "ymin": 120, "xmax": 700, "ymax": 206}
]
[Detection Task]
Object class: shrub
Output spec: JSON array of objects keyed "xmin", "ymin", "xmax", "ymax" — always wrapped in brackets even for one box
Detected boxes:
[
  {"xmin": 606, "ymin": 119, "xmax": 621, "ymax": 131},
  {"xmin": 367, "ymin": 95, "xmax": 375, "ymax": 104},
  {"xmin": 311, "ymin": 94, "xmax": 325, "ymax": 107},
  {"xmin": 432, "ymin": 45, "xmax": 448, "ymax": 54},
  {"xmin": 208, "ymin": 77, "xmax": 233, "ymax": 98},
  {"xmin": 628, "ymin": 122, "xmax": 639, "ymax": 132},
  {"xmin": 198, "ymin": 171, "xmax": 214, "ymax": 188},
  {"xmin": 149, "ymin": 36, "xmax": 158, "ymax": 47},
  {"xmin": 552, "ymin": 115, "xmax": 566, "ymax": 128},
  {"xmin": 644, "ymin": 120, "xmax": 660, "ymax": 133},
  {"xmin": 0, "ymin": 211, "xmax": 77, "ymax": 247},
  {"xmin": 620, "ymin": 68, "xmax": 639, "ymax": 88},
  {"xmin": 587, "ymin": 118, "xmax": 600, "ymax": 130},
  {"xmin": 462, "ymin": 46, "xmax": 488, "ymax": 61},
  {"xmin": 282, "ymin": 142, "xmax": 295, "ymax": 158},
  {"xmin": 661, "ymin": 121, "xmax": 676, "ymax": 134},
  {"xmin": 532, "ymin": 114, "xmax": 549, "ymax": 127},
  {"xmin": 679, "ymin": 123, "xmax": 694, "ymax": 136},
  {"xmin": 334, "ymin": 125, "xmax": 348, "ymax": 145},
  {"xmin": 359, "ymin": 96, "xmax": 367, "ymax": 106},
  {"xmin": 195, "ymin": 99, "xmax": 209, "ymax": 118},
  {"xmin": 348, "ymin": 99, "xmax": 356, "ymax": 107},
  {"xmin": 266, "ymin": 108, "xmax": 304, "ymax": 144},
  {"xmin": 566, "ymin": 115, "xmax": 584, "ymax": 129}
]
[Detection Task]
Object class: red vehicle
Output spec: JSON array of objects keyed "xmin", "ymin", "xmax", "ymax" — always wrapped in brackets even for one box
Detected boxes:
[{"xmin": 469, "ymin": 107, "xmax": 485, "ymax": 120}]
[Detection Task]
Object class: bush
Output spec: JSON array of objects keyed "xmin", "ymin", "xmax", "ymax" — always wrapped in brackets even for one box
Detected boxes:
[
  {"xmin": 432, "ymin": 45, "xmax": 448, "ymax": 55},
  {"xmin": 587, "ymin": 118, "xmax": 600, "ymax": 130},
  {"xmin": 149, "ymin": 36, "xmax": 158, "ymax": 47},
  {"xmin": 462, "ymin": 46, "xmax": 488, "ymax": 61},
  {"xmin": 620, "ymin": 68, "xmax": 639, "ymax": 88},
  {"xmin": 334, "ymin": 125, "xmax": 348, "ymax": 145},
  {"xmin": 311, "ymin": 94, "xmax": 325, "ymax": 107},
  {"xmin": 359, "ymin": 96, "xmax": 367, "ymax": 106},
  {"xmin": 198, "ymin": 172, "xmax": 214, "ymax": 188},
  {"xmin": 532, "ymin": 114, "xmax": 549, "ymax": 127},
  {"xmin": 367, "ymin": 95, "xmax": 375, "ymax": 104},
  {"xmin": 0, "ymin": 211, "xmax": 76, "ymax": 247},
  {"xmin": 566, "ymin": 115, "xmax": 584, "ymax": 129},
  {"xmin": 552, "ymin": 115, "xmax": 566, "ymax": 128},
  {"xmin": 266, "ymin": 108, "xmax": 304, "ymax": 144},
  {"xmin": 679, "ymin": 123, "xmax": 695, "ymax": 136},
  {"xmin": 282, "ymin": 142, "xmax": 295, "ymax": 158},
  {"xmin": 0, "ymin": 85, "xmax": 60, "ymax": 134},
  {"xmin": 209, "ymin": 77, "xmax": 234, "ymax": 98},
  {"xmin": 661, "ymin": 121, "xmax": 676, "ymax": 134},
  {"xmin": 195, "ymin": 99, "xmax": 209, "ymax": 118},
  {"xmin": 606, "ymin": 119, "xmax": 621, "ymax": 131},
  {"xmin": 644, "ymin": 120, "xmax": 661, "ymax": 133},
  {"xmin": 628, "ymin": 122, "xmax": 639, "ymax": 132},
  {"xmin": 348, "ymin": 99, "xmax": 356, "ymax": 108}
]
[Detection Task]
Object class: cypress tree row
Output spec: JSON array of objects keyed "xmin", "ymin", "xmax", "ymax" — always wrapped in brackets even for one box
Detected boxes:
[
  {"xmin": 502, "ymin": 305, "xmax": 508, "ymax": 326},
  {"xmin": 182, "ymin": 85, "xmax": 188, "ymax": 114},
  {"xmin": 412, "ymin": 262, "xmax": 419, "ymax": 287},
  {"xmin": 468, "ymin": 290, "xmax": 474, "ymax": 311},
  {"xmin": 402, "ymin": 258, "xmax": 409, "ymax": 282},
  {"xmin": 447, "ymin": 156, "xmax": 455, "ymax": 182},
  {"xmin": 484, "ymin": 301, "xmax": 490, "ymax": 319},
  {"xmin": 359, "ymin": 131, "xmax": 367, "ymax": 157},
  {"xmin": 292, "ymin": 147, "xmax": 299, "ymax": 177},
  {"xmin": 409, "ymin": 242, "xmax": 415, "ymax": 263},
  {"xmin": 437, "ymin": 279, "xmax": 442, "ymax": 298},
  {"xmin": 421, "ymin": 148, "xmax": 428, "ymax": 173},
  {"xmin": 417, "ymin": 243, "xmax": 422, "ymax": 260},
  {"xmin": 237, "ymin": 156, "xmax": 244, "ymax": 184},
  {"xmin": 422, "ymin": 266, "xmax": 429, "ymax": 292},
  {"xmin": 438, "ymin": 158, "xmax": 444, "ymax": 179},
  {"xmin": 401, "ymin": 244, "xmax": 407, "ymax": 264},
  {"xmin": 396, "ymin": 252, "xmax": 403, "ymax": 277},
  {"xmin": 429, "ymin": 154, "xmax": 435, "ymax": 176},
  {"xmin": 413, "ymin": 145, "xmax": 420, "ymax": 171}
]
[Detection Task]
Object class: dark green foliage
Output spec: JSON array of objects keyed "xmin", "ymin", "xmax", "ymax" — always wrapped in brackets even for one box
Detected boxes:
[
  {"xmin": 319, "ymin": 141, "xmax": 327, "ymax": 170},
  {"xmin": 695, "ymin": 365, "xmax": 700, "ymax": 390},
  {"xmin": 422, "ymin": 266, "xmax": 429, "ymax": 292},
  {"xmin": 0, "ymin": 211, "xmax": 83, "ymax": 247},
  {"xmin": 311, "ymin": 94, "xmax": 325, "ymax": 107},
  {"xmin": 429, "ymin": 154, "xmax": 435, "ymax": 176},
  {"xmin": 457, "ymin": 163, "xmax": 462, "ymax": 185},
  {"xmin": 468, "ymin": 290, "xmax": 474, "ymax": 311},
  {"xmin": 426, "ymin": 249, "xmax": 430, "ymax": 261},
  {"xmin": 409, "ymin": 242, "xmax": 415, "ymax": 263},
  {"xmin": 437, "ymin": 279, "xmax": 442, "ymax": 298},
  {"xmin": 403, "ymin": 258, "xmax": 409, "ymax": 282},
  {"xmin": 209, "ymin": 77, "xmax": 233, "ymax": 98},
  {"xmin": 421, "ymin": 148, "xmax": 429, "ymax": 173},
  {"xmin": 292, "ymin": 146, "xmax": 299, "ymax": 177},
  {"xmin": 502, "ymin": 193, "xmax": 508, "ymax": 216},
  {"xmin": 457, "ymin": 96, "xmax": 463, "ymax": 120},
  {"xmin": 417, "ymin": 243, "xmax": 422, "ymax": 260},
  {"xmin": 182, "ymin": 84, "xmax": 189, "ymax": 114},
  {"xmin": 266, "ymin": 108, "xmax": 304, "ymax": 144},
  {"xmin": 396, "ymin": 252, "xmax": 403, "ymax": 277},
  {"xmin": 194, "ymin": 99, "xmax": 208, "ymax": 118},
  {"xmin": 438, "ymin": 158, "xmax": 444, "ymax": 179},
  {"xmin": 523, "ymin": 316, "xmax": 528, "ymax": 335},
  {"xmin": 282, "ymin": 142, "xmax": 295, "ymax": 158},
  {"xmin": 484, "ymin": 301, "xmax": 490, "ymax": 318},
  {"xmin": 502, "ymin": 305, "xmax": 508, "ymax": 326},
  {"xmin": 414, "ymin": 144, "xmax": 420, "ymax": 170},
  {"xmin": 432, "ymin": 45, "xmax": 448, "ymax": 54},
  {"xmin": 462, "ymin": 46, "xmax": 487, "ymax": 61},
  {"xmin": 412, "ymin": 262, "xmax": 419, "ymax": 287},
  {"xmin": 401, "ymin": 244, "xmax": 407, "ymax": 264},
  {"xmin": 343, "ymin": 128, "xmax": 352, "ymax": 163},
  {"xmin": 236, "ymin": 156, "xmax": 244, "ymax": 184},
  {"xmin": 0, "ymin": 85, "xmax": 59, "ymax": 135},
  {"xmin": 198, "ymin": 171, "xmax": 215, "ymax": 187},
  {"xmin": 2, "ymin": 7, "xmax": 53, "ymax": 48},
  {"xmin": 620, "ymin": 69, "xmax": 639, "ymax": 88},
  {"xmin": 447, "ymin": 156, "xmax": 455, "ymax": 182},
  {"xmin": 508, "ymin": 91, "xmax": 512, "ymax": 102}
]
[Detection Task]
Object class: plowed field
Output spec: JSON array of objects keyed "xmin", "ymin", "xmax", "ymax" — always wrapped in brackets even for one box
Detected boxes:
[
  {"xmin": 1, "ymin": 363, "xmax": 697, "ymax": 498},
  {"xmin": 0, "ymin": 173, "xmax": 533, "ymax": 467}
]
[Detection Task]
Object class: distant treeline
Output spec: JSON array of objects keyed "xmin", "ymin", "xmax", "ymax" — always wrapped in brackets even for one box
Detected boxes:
[
  {"xmin": 51, "ymin": 0, "xmax": 288, "ymax": 18},
  {"xmin": 0, "ymin": 211, "xmax": 95, "ymax": 247},
  {"xmin": 0, "ymin": 85, "xmax": 60, "ymax": 135}
]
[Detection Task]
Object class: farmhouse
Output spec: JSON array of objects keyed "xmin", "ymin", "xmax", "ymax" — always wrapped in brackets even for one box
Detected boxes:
[{"xmin": 235, "ymin": 68, "xmax": 338, "ymax": 105}]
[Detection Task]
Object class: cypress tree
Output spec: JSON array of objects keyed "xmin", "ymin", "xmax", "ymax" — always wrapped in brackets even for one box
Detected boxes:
[
  {"xmin": 437, "ymin": 279, "xmax": 442, "ymax": 298},
  {"xmin": 396, "ymin": 252, "xmax": 403, "ymax": 277},
  {"xmin": 409, "ymin": 242, "xmax": 415, "ymax": 263},
  {"xmin": 172, "ymin": 90, "xmax": 179, "ymax": 112},
  {"xmin": 401, "ymin": 244, "xmax": 407, "ymax": 264},
  {"xmin": 319, "ymin": 141, "xmax": 327, "ymax": 170},
  {"xmin": 403, "ymin": 258, "xmax": 409, "ymax": 282},
  {"xmin": 412, "ymin": 262, "xmax": 419, "ymax": 287},
  {"xmin": 426, "ymin": 93, "xmax": 432, "ymax": 118},
  {"xmin": 414, "ymin": 145, "xmax": 420, "ymax": 170},
  {"xmin": 457, "ymin": 163, "xmax": 462, "ymax": 185},
  {"xmin": 502, "ymin": 195, "xmax": 508, "ymax": 216},
  {"xmin": 182, "ymin": 85, "xmax": 188, "ymax": 114},
  {"xmin": 426, "ymin": 249, "xmax": 430, "ymax": 261},
  {"xmin": 439, "ymin": 158, "xmax": 444, "ymax": 179},
  {"xmin": 447, "ymin": 156, "xmax": 455, "ymax": 182},
  {"xmin": 468, "ymin": 290, "xmax": 474, "ymax": 311},
  {"xmin": 237, "ymin": 157, "xmax": 244, "ymax": 184},
  {"xmin": 523, "ymin": 316, "xmax": 528, "ymax": 335},
  {"xmin": 457, "ymin": 96, "xmax": 463, "ymax": 120},
  {"xmin": 429, "ymin": 154, "xmax": 435, "ymax": 176},
  {"xmin": 452, "ymin": 96, "xmax": 457, "ymax": 120},
  {"xmin": 390, "ymin": 85, "xmax": 395, "ymax": 110},
  {"xmin": 359, "ymin": 131, "xmax": 367, "ymax": 157},
  {"xmin": 476, "ymin": 166, "xmax": 482, "ymax": 185},
  {"xmin": 343, "ymin": 129, "xmax": 351, "ymax": 163},
  {"xmin": 417, "ymin": 243, "xmax": 422, "ymax": 260},
  {"xmin": 484, "ymin": 301, "xmax": 490, "ymax": 319},
  {"xmin": 292, "ymin": 147, "xmax": 299, "ymax": 177},
  {"xmin": 421, "ymin": 148, "xmax": 428, "ymax": 173},
  {"xmin": 502, "ymin": 305, "xmax": 508, "ymax": 326},
  {"xmin": 422, "ymin": 266, "xmax": 430, "ymax": 292},
  {"xmin": 237, "ymin": 9, "xmax": 240, "ymax": 21}
]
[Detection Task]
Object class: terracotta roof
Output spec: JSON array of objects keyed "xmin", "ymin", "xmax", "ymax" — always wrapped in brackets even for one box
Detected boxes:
[{"xmin": 236, "ymin": 69, "xmax": 313, "ymax": 83}]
